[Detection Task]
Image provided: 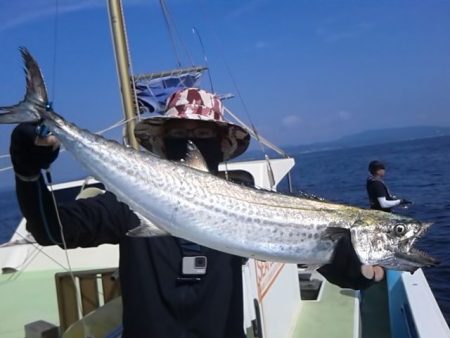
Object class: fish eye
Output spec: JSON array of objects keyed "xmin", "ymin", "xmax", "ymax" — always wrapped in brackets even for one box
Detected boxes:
[{"xmin": 394, "ymin": 224, "xmax": 406, "ymax": 236}]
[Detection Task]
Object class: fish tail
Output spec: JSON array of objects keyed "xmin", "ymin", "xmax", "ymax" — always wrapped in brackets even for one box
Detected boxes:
[{"xmin": 0, "ymin": 47, "xmax": 49, "ymax": 124}]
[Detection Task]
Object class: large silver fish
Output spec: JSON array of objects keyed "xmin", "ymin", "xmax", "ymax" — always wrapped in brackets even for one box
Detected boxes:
[{"xmin": 0, "ymin": 48, "xmax": 438, "ymax": 272}]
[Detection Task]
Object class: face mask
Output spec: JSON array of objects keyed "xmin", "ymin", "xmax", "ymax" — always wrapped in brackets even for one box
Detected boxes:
[{"xmin": 164, "ymin": 138, "xmax": 222, "ymax": 171}]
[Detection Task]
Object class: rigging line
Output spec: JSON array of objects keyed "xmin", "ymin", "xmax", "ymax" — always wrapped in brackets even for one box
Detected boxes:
[
  {"xmin": 195, "ymin": 3, "xmax": 277, "ymax": 155},
  {"xmin": 0, "ymin": 166, "xmax": 13, "ymax": 173},
  {"xmin": 192, "ymin": 27, "xmax": 214, "ymax": 93},
  {"xmin": 0, "ymin": 116, "xmax": 136, "ymax": 174},
  {"xmin": 95, "ymin": 115, "xmax": 136, "ymax": 135},
  {"xmin": 0, "ymin": 222, "xmax": 67, "ymax": 283},
  {"xmin": 0, "ymin": 249, "xmax": 41, "ymax": 284},
  {"xmin": 159, "ymin": 0, "xmax": 182, "ymax": 67},
  {"xmin": 197, "ymin": 3, "xmax": 280, "ymax": 189},
  {"xmin": 0, "ymin": 154, "xmax": 10, "ymax": 159},
  {"xmin": 159, "ymin": 0, "xmax": 194, "ymax": 67},
  {"xmin": 50, "ymin": 0, "xmax": 60, "ymax": 102}
]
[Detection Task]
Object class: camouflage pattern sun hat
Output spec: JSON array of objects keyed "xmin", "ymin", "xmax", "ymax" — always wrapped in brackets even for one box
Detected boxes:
[{"xmin": 134, "ymin": 88, "xmax": 250, "ymax": 161}]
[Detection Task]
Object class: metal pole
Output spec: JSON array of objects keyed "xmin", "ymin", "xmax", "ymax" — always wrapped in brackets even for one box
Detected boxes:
[{"xmin": 107, "ymin": 0, "xmax": 139, "ymax": 149}]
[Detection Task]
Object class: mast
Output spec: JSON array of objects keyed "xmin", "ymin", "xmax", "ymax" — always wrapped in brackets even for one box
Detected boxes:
[{"xmin": 107, "ymin": 0, "xmax": 139, "ymax": 149}]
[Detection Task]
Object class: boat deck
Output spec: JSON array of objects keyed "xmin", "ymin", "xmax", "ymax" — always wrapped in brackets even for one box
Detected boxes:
[
  {"xmin": 2, "ymin": 269, "xmax": 360, "ymax": 338},
  {"xmin": 292, "ymin": 281, "xmax": 359, "ymax": 338},
  {"xmin": 0, "ymin": 269, "xmax": 60, "ymax": 338}
]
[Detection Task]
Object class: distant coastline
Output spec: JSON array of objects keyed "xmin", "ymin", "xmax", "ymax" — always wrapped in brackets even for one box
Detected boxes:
[{"xmin": 244, "ymin": 126, "xmax": 450, "ymax": 159}]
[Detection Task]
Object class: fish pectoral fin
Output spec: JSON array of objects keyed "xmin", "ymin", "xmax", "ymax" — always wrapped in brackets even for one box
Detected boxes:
[
  {"xmin": 321, "ymin": 227, "xmax": 350, "ymax": 241},
  {"xmin": 127, "ymin": 212, "xmax": 170, "ymax": 237},
  {"xmin": 181, "ymin": 140, "xmax": 209, "ymax": 172},
  {"xmin": 127, "ymin": 224, "xmax": 170, "ymax": 237}
]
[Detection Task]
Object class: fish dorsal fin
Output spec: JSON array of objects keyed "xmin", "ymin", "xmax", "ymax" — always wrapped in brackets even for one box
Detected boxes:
[{"xmin": 182, "ymin": 140, "xmax": 209, "ymax": 172}]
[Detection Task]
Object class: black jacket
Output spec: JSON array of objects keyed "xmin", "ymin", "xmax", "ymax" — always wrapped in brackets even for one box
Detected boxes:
[
  {"xmin": 16, "ymin": 176, "xmax": 245, "ymax": 338},
  {"xmin": 366, "ymin": 176, "xmax": 393, "ymax": 212}
]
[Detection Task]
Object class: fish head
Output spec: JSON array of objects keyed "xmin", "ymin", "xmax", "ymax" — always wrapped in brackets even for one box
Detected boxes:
[{"xmin": 350, "ymin": 211, "xmax": 438, "ymax": 272}]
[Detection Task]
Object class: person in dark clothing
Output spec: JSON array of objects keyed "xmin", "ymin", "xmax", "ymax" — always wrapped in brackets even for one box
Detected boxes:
[
  {"xmin": 10, "ymin": 88, "xmax": 384, "ymax": 338},
  {"xmin": 366, "ymin": 160, "xmax": 411, "ymax": 212}
]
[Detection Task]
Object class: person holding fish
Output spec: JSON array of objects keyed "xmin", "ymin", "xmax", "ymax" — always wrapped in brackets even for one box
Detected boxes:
[{"xmin": 8, "ymin": 86, "xmax": 387, "ymax": 337}]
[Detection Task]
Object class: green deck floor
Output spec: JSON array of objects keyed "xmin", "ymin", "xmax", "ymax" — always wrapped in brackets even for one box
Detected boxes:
[
  {"xmin": 0, "ymin": 270, "xmax": 61, "ymax": 338},
  {"xmin": 292, "ymin": 281, "xmax": 358, "ymax": 338},
  {"xmin": 1, "ymin": 270, "xmax": 360, "ymax": 338}
]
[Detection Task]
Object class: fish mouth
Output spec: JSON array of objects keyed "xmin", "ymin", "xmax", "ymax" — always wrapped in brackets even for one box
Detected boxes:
[{"xmin": 395, "ymin": 247, "xmax": 439, "ymax": 271}]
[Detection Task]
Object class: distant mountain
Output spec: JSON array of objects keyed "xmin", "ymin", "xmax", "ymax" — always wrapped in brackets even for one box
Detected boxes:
[
  {"xmin": 284, "ymin": 126, "xmax": 450, "ymax": 155},
  {"xmin": 239, "ymin": 125, "xmax": 450, "ymax": 160}
]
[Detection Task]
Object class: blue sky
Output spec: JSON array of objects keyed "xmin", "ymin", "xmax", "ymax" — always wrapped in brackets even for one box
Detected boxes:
[{"xmin": 1, "ymin": 0, "xmax": 450, "ymax": 184}]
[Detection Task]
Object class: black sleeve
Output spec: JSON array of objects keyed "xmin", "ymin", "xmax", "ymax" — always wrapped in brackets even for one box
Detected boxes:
[
  {"xmin": 317, "ymin": 233, "xmax": 375, "ymax": 290},
  {"xmin": 15, "ymin": 175, "xmax": 139, "ymax": 248}
]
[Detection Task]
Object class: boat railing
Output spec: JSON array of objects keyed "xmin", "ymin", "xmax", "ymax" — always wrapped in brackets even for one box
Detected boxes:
[{"xmin": 55, "ymin": 268, "xmax": 121, "ymax": 333}]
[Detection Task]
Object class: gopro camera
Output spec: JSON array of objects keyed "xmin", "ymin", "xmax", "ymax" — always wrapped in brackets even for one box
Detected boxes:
[{"xmin": 181, "ymin": 256, "xmax": 207, "ymax": 275}]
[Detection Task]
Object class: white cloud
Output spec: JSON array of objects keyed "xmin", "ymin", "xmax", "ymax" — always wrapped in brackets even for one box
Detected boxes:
[
  {"xmin": 228, "ymin": 0, "xmax": 267, "ymax": 19},
  {"xmin": 255, "ymin": 41, "xmax": 268, "ymax": 49},
  {"xmin": 338, "ymin": 110, "xmax": 351, "ymax": 120},
  {"xmin": 316, "ymin": 20, "xmax": 373, "ymax": 43},
  {"xmin": 0, "ymin": 0, "xmax": 149, "ymax": 32},
  {"xmin": 281, "ymin": 115, "xmax": 302, "ymax": 128}
]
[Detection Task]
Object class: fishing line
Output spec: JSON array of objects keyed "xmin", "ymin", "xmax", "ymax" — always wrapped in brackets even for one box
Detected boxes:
[
  {"xmin": 44, "ymin": 170, "xmax": 93, "ymax": 338},
  {"xmin": 46, "ymin": 0, "xmax": 96, "ymax": 323}
]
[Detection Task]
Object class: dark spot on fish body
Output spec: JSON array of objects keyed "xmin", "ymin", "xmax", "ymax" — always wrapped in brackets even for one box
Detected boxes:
[
  {"xmin": 314, "ymin": 233, "xmax": 319, "ymax": 239},
  {"xmin": 308, "ymin": 234, "xmax": 312, "ymax": 239}
]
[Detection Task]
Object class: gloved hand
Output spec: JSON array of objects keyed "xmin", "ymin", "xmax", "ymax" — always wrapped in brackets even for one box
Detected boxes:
[
  {"xmin": 10, "ymin": 122, "xmax": 60, "ymax": 178},
  {"xmin": 317, "ymin": 232, "xmax": 384, "ymax": 290},
  {"xmin": 399, "ymin": 199, "xmax": 413, "ymax": 206}
]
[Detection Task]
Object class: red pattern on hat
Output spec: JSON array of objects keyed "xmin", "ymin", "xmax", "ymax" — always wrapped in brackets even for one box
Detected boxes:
[{"xmin": 165, "ymin": 88, "xmax": 224, "ymax": 121}]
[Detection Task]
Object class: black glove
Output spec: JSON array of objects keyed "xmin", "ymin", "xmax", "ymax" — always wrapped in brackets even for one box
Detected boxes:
[
  {"xmin": 10, "ymin": 122, "xmax": 60, "ymax": 177},
  {"xmin": 317, "ymin": 232, "xmax": 376, "ymax": 290}
]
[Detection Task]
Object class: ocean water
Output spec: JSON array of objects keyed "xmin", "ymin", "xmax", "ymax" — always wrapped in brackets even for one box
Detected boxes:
[
  {"xmin": 284, "ymin": 135, "xmax": 450, "ymax": 323},
  {"xmin": 0, "ymin": 135, "xmax": 449, "ymax": 323}
]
